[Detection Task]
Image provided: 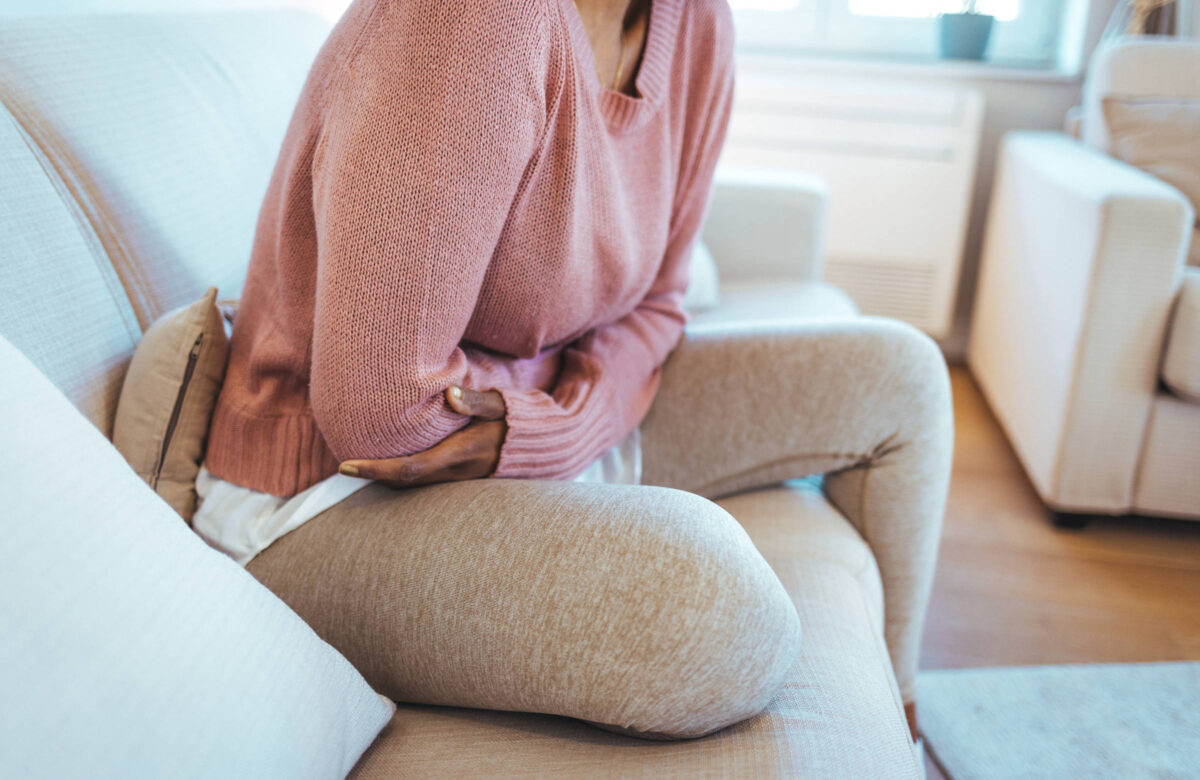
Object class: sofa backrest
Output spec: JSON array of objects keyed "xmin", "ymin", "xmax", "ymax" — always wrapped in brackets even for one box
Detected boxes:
[
  {"xmin": 1081, "ymin": 36, "xmax": 1200, "ymax": 153},
  {"xmin": 0, "ymin": 106, "xmax": 141, "ymax": 436},
  {"xmin": 0, "ymin": 11, "xmax": 330, "ymax": 436}
]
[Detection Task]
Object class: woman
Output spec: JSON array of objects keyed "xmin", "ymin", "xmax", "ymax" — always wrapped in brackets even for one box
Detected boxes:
[{"xmin": 196, "ymin": 0, "xmax": 950, "ymax": 742}]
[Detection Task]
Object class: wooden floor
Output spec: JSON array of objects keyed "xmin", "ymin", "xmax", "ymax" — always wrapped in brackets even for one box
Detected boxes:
[{"xmin": 920, "ymin": 368, "xmax": 1200, "ymax": 778}]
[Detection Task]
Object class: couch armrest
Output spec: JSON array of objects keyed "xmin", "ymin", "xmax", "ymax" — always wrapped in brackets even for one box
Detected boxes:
[
  {"xmin": 968, "ymin": 131, "xmax": 1193, "ymax": 512},
  {"xmin": 702, "ymin": 166, "xmax": 829, "ymax": 284}
]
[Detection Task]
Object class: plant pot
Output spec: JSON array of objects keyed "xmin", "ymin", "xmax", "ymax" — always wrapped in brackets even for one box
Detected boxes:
[{"xmin": 938, "ymin": 13, "xmax": 995, "ymax": 60}]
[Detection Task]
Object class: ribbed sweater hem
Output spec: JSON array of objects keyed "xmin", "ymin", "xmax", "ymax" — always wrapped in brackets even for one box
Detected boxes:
[
  {"xmin": 493, "ymin": 386, "xmax": 613, "ymax": 481},
  {"xmin": 204, "ymin": 400, "xmax": 339, "ymax": 498}
]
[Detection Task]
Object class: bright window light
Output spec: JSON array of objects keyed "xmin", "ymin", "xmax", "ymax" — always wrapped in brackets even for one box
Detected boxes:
[
  {"xmin": 728, "ymin": 0, "xmax": 1060, "ymax": 66},
  {"xmin": 848, "ymin": 0, "xmax": 1020, "ymax": 22},
  {"xmin": 728, "ymin": 0, "xmax": 801, "ymax": 9}
]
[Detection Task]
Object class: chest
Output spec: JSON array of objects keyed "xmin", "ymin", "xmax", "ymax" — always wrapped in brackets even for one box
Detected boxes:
[{"xmin": 463, "ymin": 94, "xmax": 679, "ymax": 358}]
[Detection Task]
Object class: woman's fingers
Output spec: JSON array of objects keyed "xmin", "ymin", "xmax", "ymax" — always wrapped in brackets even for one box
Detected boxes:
[
  {"xmin": 335, "ymin": 388, "xmax": 508, "ymax": 489},
  {"xmin": 446, "ymin": 385, "xmax": 506, "ymax": 421},
  {"xmin": 338, "ymin": 419, "xmax": 506, "ymax": 488}
]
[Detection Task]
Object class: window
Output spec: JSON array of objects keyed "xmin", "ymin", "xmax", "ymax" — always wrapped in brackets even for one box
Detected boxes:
[
  {"xmin": 847, "ymin": 1, "xmax": 1018, "ymax": 20},
  {"xmin": 730, "ymin": 0, "xmax": 1068, "ymax": 68}
]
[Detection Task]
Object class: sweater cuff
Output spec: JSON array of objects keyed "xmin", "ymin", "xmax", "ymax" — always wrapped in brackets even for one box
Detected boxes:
[{"xmin": 491, "ymin": 387, "xmax": 607, "ymax": 481}]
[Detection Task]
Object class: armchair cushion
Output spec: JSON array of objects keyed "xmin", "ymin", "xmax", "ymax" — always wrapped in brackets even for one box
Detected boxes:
[
  {"xmin": 1163, "ymin": 269, "xmax": 1200, "ymax": 403},
  {"xmin": 1103, "ymin": 97, "xmax": 1200, "ymax": 266}
]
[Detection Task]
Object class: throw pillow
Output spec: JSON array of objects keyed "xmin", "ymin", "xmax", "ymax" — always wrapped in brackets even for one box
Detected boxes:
[
  {"xmin": 683, "ymin": 240, "xmax": 720, "ymax": 313},
  {"xmin": 112, "ymin": 286, "xmax": 228, "ymax": 522},
  {"xmin": 1103, "ymin": 97, "xmax": 1200, "ymax": 266},
  {"xmin": 0, "ymin": 333, "xmax": 394, "ymax": 778}
]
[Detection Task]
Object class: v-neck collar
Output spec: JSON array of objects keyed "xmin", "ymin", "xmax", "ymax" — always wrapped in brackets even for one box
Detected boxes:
[{"xmin": 558, "ymin": 0, "xmax": 682, "ymax": 133}]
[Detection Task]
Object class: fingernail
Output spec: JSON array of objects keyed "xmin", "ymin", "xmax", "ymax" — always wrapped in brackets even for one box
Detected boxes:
[
  {"xmin": 449, "ymin": 386, "xmax": 463, "ymax": 400},
  {"xmin": 339, "ymin": 463, "xmax": 359, "ymax": 477}
]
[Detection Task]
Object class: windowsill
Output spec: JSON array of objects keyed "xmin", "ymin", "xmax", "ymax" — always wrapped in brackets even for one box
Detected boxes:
[{"xmin": 736, "ymin": 51, "xmax": 1083, "ymax": 84}]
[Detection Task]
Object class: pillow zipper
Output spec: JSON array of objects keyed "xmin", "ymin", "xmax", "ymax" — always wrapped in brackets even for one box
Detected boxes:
[{"xmin": 151, "ymin": 333, "xmax": 203, "ymax": 490}]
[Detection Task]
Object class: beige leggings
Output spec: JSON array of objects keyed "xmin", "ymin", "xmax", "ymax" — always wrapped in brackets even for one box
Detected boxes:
[{"xmin": 247, "ymin": 317, "xmax": 952, "ymax": 738}]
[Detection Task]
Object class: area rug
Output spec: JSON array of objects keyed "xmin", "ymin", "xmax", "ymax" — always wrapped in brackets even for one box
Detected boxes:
[{"xmin": 917, "ymin": 662, "xmax": 1200, "ymax": 780}]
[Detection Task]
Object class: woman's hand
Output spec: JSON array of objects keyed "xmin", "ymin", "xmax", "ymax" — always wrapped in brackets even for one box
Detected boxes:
[{"xmin": 337, "ymin": 386, "xmax": 507, "ymax": 488}]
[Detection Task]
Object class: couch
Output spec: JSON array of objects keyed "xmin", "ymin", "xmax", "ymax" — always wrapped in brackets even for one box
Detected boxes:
[
  {"xmin": 970, "ymin": 36, "xmax": 1200, "ymax": 525},
  {"xmin": 0, "ymin": 9, "xmax": 944, "ymax": 777}
]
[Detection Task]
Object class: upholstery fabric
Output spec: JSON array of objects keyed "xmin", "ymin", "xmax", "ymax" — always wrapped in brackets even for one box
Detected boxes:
[
  {"xmin": 700, "ymin": 167, "xmax": 830, "ymax": 284},
  {"xmin": 0, "ymin": 334, "xmax": 393, "ymax": 779},
  {"xmin": 1133, "ymin": 392, "xmax": 1200, "ymax": 518},
  {"xmin": 0, "ymin": 105, "xmax": 139, "ymax": 438},
  {"xmin": 112, "ymin": 287, "xmax": 229, "ymax": 522},
  {"xmin": 249, "ymin": 478, "xmax": 802, "ymax": 740},
  {"xmin": 688, "ymin": 279, "xmax": 857, "ymax": 328},
  {"xmin": 1103, "ymin": 97, "xmax": 1200, "ymax": 210},
  {"xmin": 642, "ymin": 317, "xmax": 952, "ymax": 705},
  {"xmin": 0, "ymin": 11, "xmax": 329, "ymax": 328},
  {"xmin": 1103, "ymin": 96, "xmax": 1200, "ymax": 267},
  {"xmin": 969, "ymin": 132, "xmax": 1194, "ymax": 513},
  {"xmin": 1081, "ymin": 38, "xmax": 1200, "ymax": 153},
  {"xmin": 349, "ymin": 482, "xmax": 920, "ymax": 780},
  {"xmin": 682, "ymin": 242, "xmax": 720, "ymax": 312},
  {"xmin": 1162, "ymin": 268, "xmax": 1200, "ymax": 401}
]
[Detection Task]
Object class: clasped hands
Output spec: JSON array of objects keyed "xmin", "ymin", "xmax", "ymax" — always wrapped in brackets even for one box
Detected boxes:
[{"xmin": 338, "ymin": 386, "xmax": 506, "ymax": 488}]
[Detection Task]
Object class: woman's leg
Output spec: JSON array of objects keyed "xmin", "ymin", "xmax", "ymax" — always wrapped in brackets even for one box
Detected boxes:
[
  {"xmin": 640, "ymin": 317, "xmax": 953, "ymax": 712},
  {"xmin": 247, "ymin": 478, "xmax": 801, "ymax": 739}
]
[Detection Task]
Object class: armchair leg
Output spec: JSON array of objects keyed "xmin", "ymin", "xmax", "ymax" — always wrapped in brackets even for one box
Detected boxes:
[
  {"xmin": 905, "ymin": 701, "xmax": 919, "ymax": 742},
  {"xmin": 1049, "ymin": 510, "xmax": 1091, "ymax": 530}
]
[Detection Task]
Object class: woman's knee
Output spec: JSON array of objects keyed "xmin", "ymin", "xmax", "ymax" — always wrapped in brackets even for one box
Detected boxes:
[
  {"xmin": 853, "ymin": 318, "xmax": 952, "ymax": 423},
  {"xmin": 584, "ymin": 487, "xmax": 802, "ymax": 739}
]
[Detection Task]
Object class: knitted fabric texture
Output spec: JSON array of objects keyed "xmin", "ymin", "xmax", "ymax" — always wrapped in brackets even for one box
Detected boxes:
[{"xmin": 205, "ymin": 0, "xmax": 735, "ymax": 497}]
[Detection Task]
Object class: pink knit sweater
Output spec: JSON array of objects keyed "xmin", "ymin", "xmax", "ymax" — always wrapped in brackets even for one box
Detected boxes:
[{"xmin": 205, "ymin": 0, "xmax": 735, "ymax": 497}]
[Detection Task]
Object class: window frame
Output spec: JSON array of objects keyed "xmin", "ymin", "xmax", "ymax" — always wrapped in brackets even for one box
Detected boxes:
[{"xmin": 731, "ymin": 0, "xmax": 1068, "ymax": 69}]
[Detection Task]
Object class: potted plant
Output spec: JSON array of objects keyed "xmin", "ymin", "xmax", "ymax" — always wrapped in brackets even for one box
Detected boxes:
[{"xmin": 938, "ymin": 0, "xmax": 995, "ymax": 61}]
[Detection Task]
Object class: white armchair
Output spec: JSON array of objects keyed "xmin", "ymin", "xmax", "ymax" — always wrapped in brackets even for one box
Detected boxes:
[{"xmin": 969, "ymin": 37, "xmax": 1200, "ymax": 525}]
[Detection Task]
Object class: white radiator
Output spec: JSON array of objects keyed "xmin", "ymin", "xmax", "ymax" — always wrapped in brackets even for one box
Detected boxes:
[{"xmin": 720, "ymin": 70, "xmax": 984, "ymax": 339}]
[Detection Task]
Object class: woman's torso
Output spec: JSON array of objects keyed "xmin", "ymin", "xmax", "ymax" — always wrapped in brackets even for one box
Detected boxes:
[{"xmin": 204, "ymin": 0, "xmax": 732, "ymax": 496}]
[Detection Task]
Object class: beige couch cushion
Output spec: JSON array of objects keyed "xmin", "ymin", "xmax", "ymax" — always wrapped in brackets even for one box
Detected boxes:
[
  {"xmin": 1103, "ymin": 97, "xmax": 1200, "ymax": 267},
  {"xmin": 0, "ymin": 105, "xmax": 140, "ymax": 438},
  {"xmin": 1102, "ymin": 97, "xmax": 1200, "ymax": 207},
  {"xmin": 1082, "ymin": 38, "xmax": 1200, "ymax": 153},
  {"xmin": 0, "ymin": 11, "xmax": 329, "ymax": 328},
  {"xmin": 348, "ymin": 481, "xmax": 919, "ymax": 779},
  {"xmin": 1163, "ymin": 269, "xmax": 1200, "ymax": 403},
  {"xmin": 112, "ymin": 287, "xmax": 230, "ymax": 521}
]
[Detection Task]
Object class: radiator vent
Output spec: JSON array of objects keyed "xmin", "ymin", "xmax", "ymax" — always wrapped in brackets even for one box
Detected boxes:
[
  {"xmin": 721, "ymin": 70, "xmax": 983, "ymax": 339},
  {"xmin": 825, "ymin": 258, "xmax": 939, "ymax": 325}
]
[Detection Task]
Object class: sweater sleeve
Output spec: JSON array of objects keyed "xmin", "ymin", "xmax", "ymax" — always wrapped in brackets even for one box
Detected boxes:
[
  {"xmin": 308, "ymin": 0, "xmax": 549, "ymax": 462},
  {"xmin": 492, "ymin": 47, "xmax": 736, "ymax": 480}
]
